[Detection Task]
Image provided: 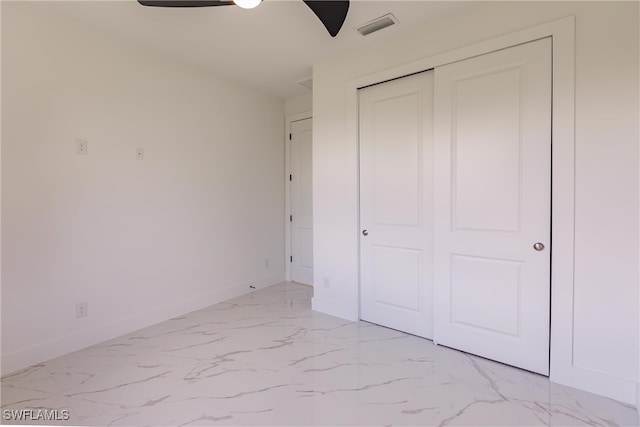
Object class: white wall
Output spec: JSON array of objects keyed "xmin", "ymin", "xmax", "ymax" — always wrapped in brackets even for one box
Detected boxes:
[
  {"xmin": 1, "ymin": 2, "xmax": 285, "ymax": 375},
  {"xmin": 285, "ymin": 93, "xmax": 312, "ymax": 117},
  {"xmin": 312, "ymin": 1, "xmax": 638, "ymax": 404}
]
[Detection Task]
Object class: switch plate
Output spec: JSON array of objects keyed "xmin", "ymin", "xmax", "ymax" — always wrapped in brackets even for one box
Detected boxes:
[
  {"xmin": 76, "ymin": 139, "xmax": 88, "ymax": 155},
  {"xmin": 136, "ymin": 147, "xmax": 144, "ymax": 160},
  {"xmin": 265, "ymin": 258, "xmax": 270, "ymax": 268}
]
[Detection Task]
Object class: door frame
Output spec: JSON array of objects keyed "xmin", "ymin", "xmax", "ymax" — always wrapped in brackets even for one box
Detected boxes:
[
  {"xmin": 285, "ymin": 111, "xmax": 312, "ymax": 283},
  {"xmin": 347, "ymin": 16, "xmax": 628, "ymax": 400}
]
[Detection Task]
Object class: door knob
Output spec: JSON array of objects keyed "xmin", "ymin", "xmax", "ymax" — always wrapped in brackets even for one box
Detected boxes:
[
  {"xmin": 533, "ymin": 242, "xmax": 545, "ymax": 251},
  {"xmin": 362, "ymin": 230, "xmax": 369, "ymax": 236}
]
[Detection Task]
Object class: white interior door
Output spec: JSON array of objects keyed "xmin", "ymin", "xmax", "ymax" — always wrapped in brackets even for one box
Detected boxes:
[
  {"xmin": 433, "ymin": 38, "xmax": 552, "ymax": 375},
  {"xmin": 290, "ymin": 118, "xmax": 313, "ymax": 285},
  {"xmin": 359, "ymin": 71, "xmax": 434, "ymax": 339}
]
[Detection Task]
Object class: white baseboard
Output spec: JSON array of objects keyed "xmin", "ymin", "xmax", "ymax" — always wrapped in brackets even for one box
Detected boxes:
[
  {"xmin": 550, "ymin": 365, "xmax": 638, "ymax": 406},
  {"xmin": 311, "ymin": 296, "xmax": 358, "ymax": 322},
  {"xmin": 1, "ymin": 273, "xmax": 284, "ymax": 376}
]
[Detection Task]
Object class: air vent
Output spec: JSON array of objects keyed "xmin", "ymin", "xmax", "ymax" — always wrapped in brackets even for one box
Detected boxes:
[
  {"xmin": 296, "ymin": 76, "xmax": 313, "ymax": 90},
  {"xmin": 357, "ymin": 13, "xmax": 397, "ymax": 36}
]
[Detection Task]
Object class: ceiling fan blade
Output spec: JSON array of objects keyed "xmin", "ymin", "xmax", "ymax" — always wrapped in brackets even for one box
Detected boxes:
[
  {"xmin": 138, "ymin": 0, "xmax": 234, "ymax": 7},
  {"xmin": 303, "ymin": 0, "xmax": 349, "ymax": 37}
]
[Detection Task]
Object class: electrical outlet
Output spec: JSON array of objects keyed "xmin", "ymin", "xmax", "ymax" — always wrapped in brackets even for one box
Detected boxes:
[
  {"xmin": 76, "ymin": 302, "xmax": 88, "ymax": 318},
  {"xmin": 323, "ymin": 277, "xmax": 330, "ymax": 288},
  {"xmin": 136, "ymin": 147, "xmax": 144, "ymax": 160},
  {"xmin": 264, "ymin": 257, "xmax": 270, "ymax": 268},
  {"xmin": 76, "ymin": 139, "xmax": 88, "ymax": 155}
]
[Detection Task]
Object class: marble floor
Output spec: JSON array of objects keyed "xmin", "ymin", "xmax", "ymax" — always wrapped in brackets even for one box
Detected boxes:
[{"xmin": 1, "ymin": 282, "xmax": 637, "ymax": 426}]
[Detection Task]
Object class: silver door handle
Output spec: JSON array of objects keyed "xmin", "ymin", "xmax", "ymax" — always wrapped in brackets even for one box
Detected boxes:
[
  {"xmin": 362, "ymin": 230, "xmax": 369, "ymax": 236},
  {"xmin": 533, "ymin": 242, "xmax": 545, "ymax": 251}
]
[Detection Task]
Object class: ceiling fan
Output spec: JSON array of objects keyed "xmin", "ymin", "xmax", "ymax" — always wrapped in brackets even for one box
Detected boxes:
[{"xmin": 137, "ymin": 0, "xmax": 350, "ymax": 37}]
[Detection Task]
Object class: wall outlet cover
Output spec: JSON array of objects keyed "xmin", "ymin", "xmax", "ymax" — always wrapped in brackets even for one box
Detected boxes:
[
  {"xmin": 76, "ymin": 139, "xmax": 88, "ymax": 155},
  {"xmin": 76, "ymin": 302, "xmax": 88, "ymax": 318}
]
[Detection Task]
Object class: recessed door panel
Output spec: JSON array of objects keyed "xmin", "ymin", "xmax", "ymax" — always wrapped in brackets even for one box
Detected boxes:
[
  {"xmin": 298, "ymin": 228, "xmax": 314, "ymax": 268},
  {"xmin": 453, "ymin": 67, "xmax": 522, "ymax": 232},
  {"xmin": 451, "ymin": 255, "xmax": 522, "ymax": 336},
  {"xmin": 373, "ymin": 93, "xmax": 421, "ymax": 227},
  {"xmin": 373, "ymin": 245, "xmax": 421, "ymax": 311}
]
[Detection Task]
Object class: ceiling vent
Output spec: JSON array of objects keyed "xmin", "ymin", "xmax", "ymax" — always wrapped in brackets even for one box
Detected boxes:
[
  {"xmin": 357, "ymin": 14, "xmax": 397, "ymax": 36},
  {"xmin": 296, "ymin": 76, "xmax": 313, "ymax": 90}
]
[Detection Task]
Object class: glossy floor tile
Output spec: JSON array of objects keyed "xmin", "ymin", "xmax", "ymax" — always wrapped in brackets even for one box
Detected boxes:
[{"xmin": 1, "ymin": 282, "xmax": 637, "ymax": 426}]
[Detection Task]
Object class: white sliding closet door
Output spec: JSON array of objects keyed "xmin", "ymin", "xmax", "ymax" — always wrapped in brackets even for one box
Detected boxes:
[
  {"xmin": 359, "ymin": 71, "xmax": 434, "ymax": 339},
  {"xmin": 433, "ymin": 38, "xmax": 552, "ymax": 375}
]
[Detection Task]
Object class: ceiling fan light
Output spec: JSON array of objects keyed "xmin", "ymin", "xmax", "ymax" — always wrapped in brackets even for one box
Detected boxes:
[{"xmin": 233, "ymin": 0, "xmax": 261, "ymax": 9}]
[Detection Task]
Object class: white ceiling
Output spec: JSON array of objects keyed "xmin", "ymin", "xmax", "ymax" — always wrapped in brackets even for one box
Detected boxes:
[{"xmin": 42, "ymin": 0, "xmax": 473, "ymax": 99}]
